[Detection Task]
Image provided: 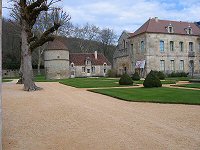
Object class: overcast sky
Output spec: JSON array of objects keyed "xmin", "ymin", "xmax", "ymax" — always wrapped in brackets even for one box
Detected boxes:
[{"xmin": 2, "ymin": 0, "xmax": 200, "ymax": 36}]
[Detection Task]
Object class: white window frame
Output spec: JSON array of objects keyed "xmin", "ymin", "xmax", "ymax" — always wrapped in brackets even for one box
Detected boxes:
[
  {"xmin": 179, "ymin": 42, "xmax": 184, "ymax": 52},
  {"xmin": 179, "ymin": 60, "xmax": 184, "ymax": 71},
  {"xmin": 170, "ymin": 60, "xmax": 175, "ymax": 71},
  {"xmin": 160, "ymin": 40, "xmax": 164, "ymax": 52},
  {"xmin": 82, "ymin": 67, "xmax": 85, "ymax": 72},
  {"xmin": 160, "ymin": 60, "xmax": 165, "ymax": 71}
]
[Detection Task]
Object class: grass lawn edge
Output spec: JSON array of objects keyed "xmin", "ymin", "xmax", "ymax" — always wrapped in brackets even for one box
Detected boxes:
[{"xmin": 88, "ymin": 88, "xmax": 200, "ymax": 105}]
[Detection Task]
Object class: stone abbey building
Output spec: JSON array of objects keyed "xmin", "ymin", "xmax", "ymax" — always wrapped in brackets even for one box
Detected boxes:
[{"xmin": 113, "ymin": 17, "xmax": 200, "ymax": 77}]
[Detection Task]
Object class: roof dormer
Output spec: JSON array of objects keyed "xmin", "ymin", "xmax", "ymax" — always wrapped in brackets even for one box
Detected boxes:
[
  {"xmin": 166, "ymin": 23, "xmax": 174, "ymax": 33},
  {"xmin": 185, "ymin": 24, "xmax": 192, "ymax": 35}
]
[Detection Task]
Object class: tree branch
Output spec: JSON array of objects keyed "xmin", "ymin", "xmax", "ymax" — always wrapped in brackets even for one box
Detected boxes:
[
  {"xmin": 30, "ymin": 22, "xmax": 61, "ymax": 51},
  {"xmin": 26, "ymin": 0, "xmax": 46, "ymax": 11}
]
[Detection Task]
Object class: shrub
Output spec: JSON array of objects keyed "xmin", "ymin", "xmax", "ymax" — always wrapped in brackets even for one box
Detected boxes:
[
  {"xmin": 143, "ymin": 70, "xmax": 162, "ymax": 88},
  {"xmin": 107, "ymin": 69, "xmax": 117, "ymax": 77},
  {"xmin": 119, "ymin": 74, "xmax": 133, "ymax": 85},
  {"xmin": 168, "ymin": 72, "xmax": 188, "ymax": 77},
  {"xmin": 131, "ymin": 72, "xmax": 141, "ymax": 81},
  {"xmin": 157, "ymin": 71, "xmax": 165, "ymax": 80}
]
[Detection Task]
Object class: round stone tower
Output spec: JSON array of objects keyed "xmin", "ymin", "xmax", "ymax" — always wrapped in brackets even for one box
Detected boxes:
[{"xmin": 44, "ymin": 38, "xmax": 69, "ymax": 79}]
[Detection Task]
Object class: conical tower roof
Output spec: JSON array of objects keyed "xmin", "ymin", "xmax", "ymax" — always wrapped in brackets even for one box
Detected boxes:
[{"xmin": 46, "ymin": 37, "xmax": 68, "ymax": 50}]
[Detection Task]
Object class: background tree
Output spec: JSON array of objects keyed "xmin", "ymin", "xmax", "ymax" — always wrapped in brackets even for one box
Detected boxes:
[
  {"xmin": 32, "ymin": 7, "xmax": 70, "ymax": 75},
  {"xmin": 13, "ymin": 0, "xmax": 70, "ymax": 91}
]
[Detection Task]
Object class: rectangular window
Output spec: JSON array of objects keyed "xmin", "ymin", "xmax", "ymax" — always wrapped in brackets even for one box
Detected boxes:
[
  {"xmin": 131, "ymin": 44, "xmax": 134, "ymax": 51},
  {"xmin": 170, "ymin": 41, "xmax": 174, "ymax": 51},
  {"xmin": 189, "ymin": 42, "xmax": 193, "ymax": 51},
  {"xmin": 87, "ymin": 69, "xmax": 90, "ymax": 73},
  {"xmin": 170, "ymin": 60, "xmax": 175, "ymax": 71},
  {"xmin": 123, "ymin": 39, "xmax": 126, "ymax": 48},
  {"xmin": 104, "ymin": 69, "xmax": 106, "ymax": 73},
  {"xmin": 82, "ymin": 67, "xmax": 85, "ymax": 72},
  {"xmin": 160, "ymin": 60, "xmax": 165, "ymax": 71},
  {"xmin": 179, "ymin": 60, "xmax": 184, "ymax": 71},
  {"xmin": 141, "ymin": 41, "xmax": 145, "ymax": 52},
  {"xmin": 179, "ymin": 42, "xmax": 184, "ymax": 52},
  {"xmin": 199, "ymin": 43, "xmax": 200, "ymax": 52},
  {"xmin": 160, "ymin": 40, "xmax": 164, "ymax": 52},
  {"xmin": 92, "ymin": 66, "xmax": 95, "ymax": 73}
]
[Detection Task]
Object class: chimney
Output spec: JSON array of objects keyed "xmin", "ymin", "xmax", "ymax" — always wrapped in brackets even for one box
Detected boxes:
[
  {"xmin": 94, "ymin": 51, "xmax": 98, "ymax": 59},
  {"xmin": 155, "ymin": 17, "xmax": 158, "ymax": 22}
]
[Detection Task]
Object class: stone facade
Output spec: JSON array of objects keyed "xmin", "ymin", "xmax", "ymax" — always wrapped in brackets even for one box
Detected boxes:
[
  {"xmin": 113, "ymin": 31, "xmax": 133, "ymax": 75},
  {"xmin": 70, "ymin": 52, "xmax": 112, "ymax": 78},
  {"xmin": 70, "ymin": 64, "xmax": 111, "ymax": 78},
  {"xmin": 44, "ymin": 39, "xmax": 70, "ymax": 79},
  {"xmin": 114, "ymin": 18, "xmax": 200, "ymax": 77}
]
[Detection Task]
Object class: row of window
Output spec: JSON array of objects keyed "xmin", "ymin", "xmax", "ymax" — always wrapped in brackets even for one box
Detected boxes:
[
  {"xmin": 159, "ymin": 41, "xmax": 199, "ymax": 52},
  {"xmin": 81, "ymin": 67, "xmax": 107, "ymax": 73},
  {"xmin": 138, "ymin": 40, "xmax": 200, "ymax": 53},
  {"xmin": 160, "ymin": 60, "xmax": 185, "ymax": 71}
]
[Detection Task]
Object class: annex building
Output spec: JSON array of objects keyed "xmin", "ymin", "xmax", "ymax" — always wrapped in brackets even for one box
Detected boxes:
[{"xmin": 113, "ymin": 17, "xmax": 200, "ymax": 77}]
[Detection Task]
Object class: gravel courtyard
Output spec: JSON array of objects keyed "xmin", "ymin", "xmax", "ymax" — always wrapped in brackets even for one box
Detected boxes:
[{"xmin": 2, "ymin": 82, "xmax": 200, "ymax": 150}]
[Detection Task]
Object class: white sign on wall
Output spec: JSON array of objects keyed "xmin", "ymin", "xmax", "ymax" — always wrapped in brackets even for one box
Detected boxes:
[{"xmin": 135, "ymin": 60, "xmax": 146, "ymax": 69}]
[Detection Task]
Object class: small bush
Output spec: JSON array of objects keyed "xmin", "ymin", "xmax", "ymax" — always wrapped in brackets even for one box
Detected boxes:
[
  {"xmin": 168, "ymin": 72, "xmax": 188, "ymax": 77},
  {"xmin": 107, "ymin": 69, "xmax": 117, "ymax": 77},
  {"xmin": 131, "ymin": 72, "xmax": 141, "ymax": 81},
  {"xmin": 143, "ymin": 70, "xmax": 162, "ymax": 88},
  {"xmin": 119, "ymin": 74, "xmax": 133, "ymax": 85},
  {"xmin": 157, "ymin": 71, "xmax": 165, "ymax": 80}
]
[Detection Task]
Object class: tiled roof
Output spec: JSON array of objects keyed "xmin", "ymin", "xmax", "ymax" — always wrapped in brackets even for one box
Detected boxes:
[
  {"xmin": 70, "ymin": 53, "xmax": 111, "ymax": 66},
  {"xmin": 46, "ymin": 37, "xmax": 68, "ymax": 50},
  {"xmin": 131, "ymin": 18, "xmax": 200, "ymax": 37}
]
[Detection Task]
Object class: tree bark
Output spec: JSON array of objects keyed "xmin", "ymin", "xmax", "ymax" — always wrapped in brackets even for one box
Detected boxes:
[
  {"xmin": 37, "ymin": 47, "xmax": 41, "ymax": 75},
  {"xmin": 21, "ymin": 20, "xmax": 41, "ymax": 91},
  {"xmin": 17, "ymin": 41, "xmax": 24, "ymax": 84}
]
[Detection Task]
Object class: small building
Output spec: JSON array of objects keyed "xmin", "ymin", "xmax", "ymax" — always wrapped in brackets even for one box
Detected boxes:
[
  {"xmin": 44, "ymin": 38, "xmax": 70, "ymax": 79},
  {"xmin": 70, "ymin": 51, "xmax": 111, "ymax": 77}
]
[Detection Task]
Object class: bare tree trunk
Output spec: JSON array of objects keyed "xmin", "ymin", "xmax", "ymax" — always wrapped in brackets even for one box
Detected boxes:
[
  {"xmin": 17, "ymin": 41, "xmax": 24, "ymax": 84},
  {"xmin": 21, "ymin": 21, "xmax": 41, "ymax": 91},
  {"xmin": 37, "ymin": 47, "xmax": 41, "ymax": 75}
]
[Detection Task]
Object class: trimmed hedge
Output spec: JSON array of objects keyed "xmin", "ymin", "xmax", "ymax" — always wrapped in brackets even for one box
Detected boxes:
[
  {"xmin": 131, "ymin": 72, "xmax": 141, "ymax": 81},
  {"xmin": 143, "ymin": 70, "xmax": 162, "ymax": 88},
  {"xmin": 154, "ymin": 71, "xmax": 165, "ymax": 80},
  {"xmin": 119, "ymin": 74, "xmax": 133, "ymax": 85},
  {"xmin": 168, "ymin": 72, "xmax": 188, "ymax": 77}
]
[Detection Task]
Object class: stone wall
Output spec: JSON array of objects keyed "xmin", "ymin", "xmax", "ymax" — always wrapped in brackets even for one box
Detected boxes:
[
  {"xmin": 71, "ymin": 65, "xmax": 111, "ymax": 77},
  {"xmin": 44, "ymin": 50, "xmax": 70, "ymax": 79},
  {"xmin": 130, "ymin": 33, "xmax": 200, "ymax": 75}
]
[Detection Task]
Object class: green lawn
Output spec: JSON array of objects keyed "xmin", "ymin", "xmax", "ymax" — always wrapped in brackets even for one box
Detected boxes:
[
  {"xmin": 134, "ymin": 80, "xmax": 176, "ymax": 84},
  {"xmin": 35, "ymin": 75, "xmax": 59, "ymax": 82},
  {"xmin": 59, "ymin": 78, "xmax": 134, "ymax": 88},
  {"xmin": 174, "ymin": 83, "xmax": 200, "ymax": 89},
  {"xmin": 2, "ymin": 79, "xmax": 13, "ymax": 82},
  {"xmin": 165, "ymin": 77, "xmax": 190, "ymax": 81},
  {"xmin": 89, "ymin": 87, "xmax": 200, "ymax": 105}
]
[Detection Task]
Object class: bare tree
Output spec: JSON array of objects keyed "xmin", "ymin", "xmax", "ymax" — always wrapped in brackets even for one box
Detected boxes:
[
  {"xmin": 72, "ymin": 23, "xmax": 100, "ymax": 52},
  {"xmin": 11, "ymin": 0, "xmax": 70, "ymax": 91},
  {"xmin": 98, "ymin": 28, "xmax": 117, "ymax": 56},
  {"xmin": 33, "ymin": 7, "xmax": 70, "ymax": 75}
]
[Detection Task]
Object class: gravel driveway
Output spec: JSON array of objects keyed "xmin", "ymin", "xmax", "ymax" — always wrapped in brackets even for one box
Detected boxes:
[{"xmin": 2, "ymin": 82, "xmax": 200, "ymax": 150}]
